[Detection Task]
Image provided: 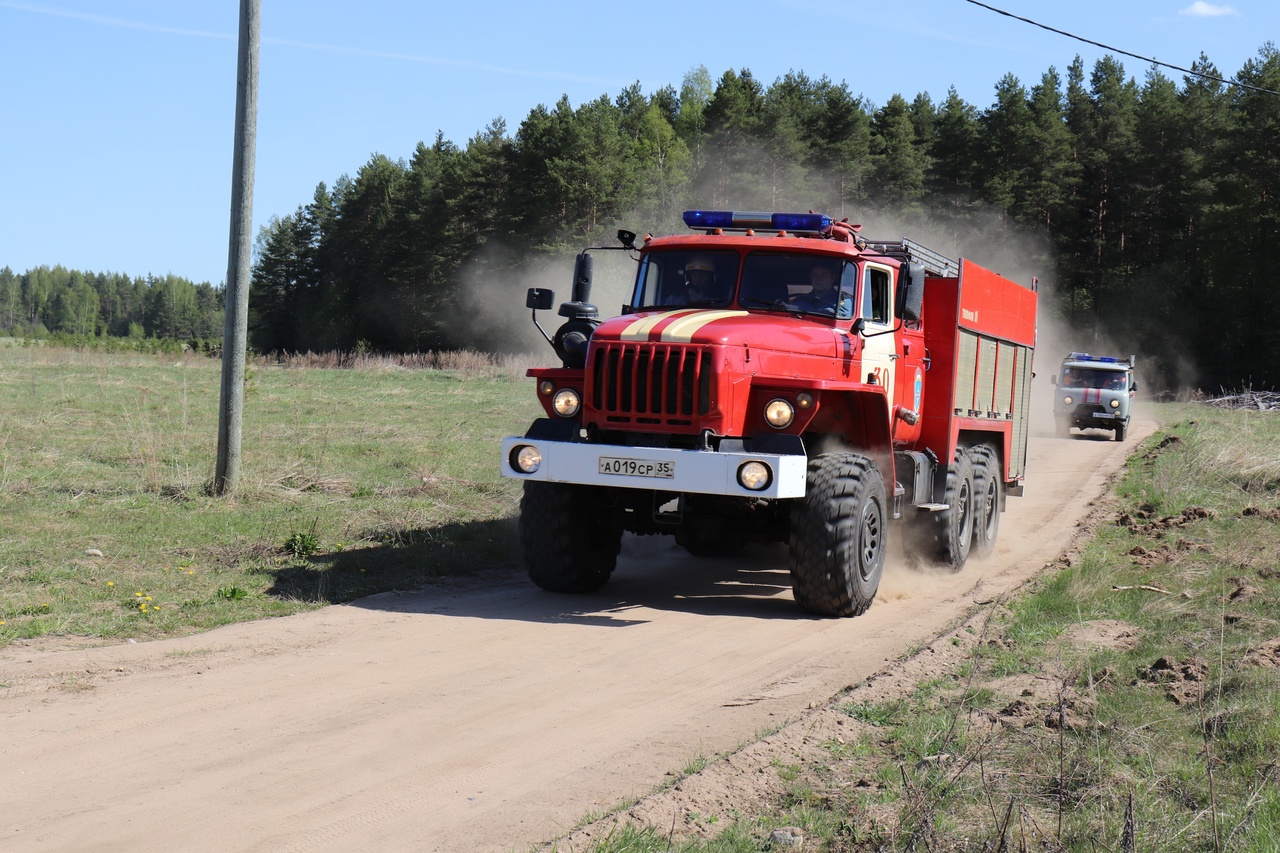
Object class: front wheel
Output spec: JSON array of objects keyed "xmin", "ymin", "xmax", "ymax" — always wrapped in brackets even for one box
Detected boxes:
[
  {"xmin": 789, "ymin": 453, "xmax": 887, "ymax": 617},
  {"xmin": 519, "ymin": 481, "xmax": 622, "ymax": 593},
  {"xmin": 1115, "ymin": 422, "xmax": 1127, "ymax": 442}
]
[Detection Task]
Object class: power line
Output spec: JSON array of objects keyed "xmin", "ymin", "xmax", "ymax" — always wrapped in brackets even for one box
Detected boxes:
[{"xmin": 962, "ymin": 0, "xmax": 1280, "ymax": 96}]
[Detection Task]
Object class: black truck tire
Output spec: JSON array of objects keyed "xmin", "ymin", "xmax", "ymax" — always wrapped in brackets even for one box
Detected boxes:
[
  {"xmin": 934, "ymin": 449, "xmax": 975, "ymax": 571},
  {"xmin": 1115, "ymin": 421, "xmax": 1127, "ymax": 442},
  {"xmin": 789, "ymin": 453, "xmax": 887, "ymax": 617},
  {"xmin": 519, "ymin": 481, "xmax": 622, "ymax": 593},
  {"xmin": 969, "ymin": 444, "xmax": 1002, "ymax": 560}
]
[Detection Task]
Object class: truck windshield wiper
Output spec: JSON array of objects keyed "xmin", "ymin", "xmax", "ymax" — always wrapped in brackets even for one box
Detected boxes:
[{"xmin": 740, "ymin": 297, "xmax": 803, "ymax": 316}]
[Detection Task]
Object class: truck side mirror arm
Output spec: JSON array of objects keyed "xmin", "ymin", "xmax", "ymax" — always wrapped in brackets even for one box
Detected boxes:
[{"xmin": 526, "ymin": 288, "xmax": 556, "ymax": 347}]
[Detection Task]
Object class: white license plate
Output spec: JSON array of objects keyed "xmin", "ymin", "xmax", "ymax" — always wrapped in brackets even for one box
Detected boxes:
[
  {"xmin": 1093, "ymin": 412, "xmax": 1114, "ymax": 419},
  {"xmin": 598, "ymin": 456, "xmax": 675, "ymax": 479}
]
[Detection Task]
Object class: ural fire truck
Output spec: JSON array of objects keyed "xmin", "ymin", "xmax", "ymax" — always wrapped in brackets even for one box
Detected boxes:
[{"xmin": 500, "ymin": 210, "xmax": 1038, "ymax": 617}]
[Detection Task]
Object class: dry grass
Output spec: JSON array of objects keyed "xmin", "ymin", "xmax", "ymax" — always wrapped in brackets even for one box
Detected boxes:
[{"xmin": 0, "ymin": 343, "xmax": 542, "ymax": 645}]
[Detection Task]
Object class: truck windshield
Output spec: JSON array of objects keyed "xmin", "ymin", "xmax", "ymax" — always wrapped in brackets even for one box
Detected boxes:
[
  {"xmin": 738, "ymin": 252, "xmax": 855, "ymax": 318},
  {"xmin": 633, "ymin": 251, "xmax": 740, "ymax": 309},
  {"xmin": 1061, "ymin": 368, "xmax": 1127, "ymax": 390}
]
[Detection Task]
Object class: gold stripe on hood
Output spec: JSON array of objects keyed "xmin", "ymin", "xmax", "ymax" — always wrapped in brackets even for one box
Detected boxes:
[
  {"xmin": 620, "ymin": 310, "xmax": 686, "ymax": 341},
  {"xmin": 656, "ymin": 310, "xmax": 748, "ymax": 342}
]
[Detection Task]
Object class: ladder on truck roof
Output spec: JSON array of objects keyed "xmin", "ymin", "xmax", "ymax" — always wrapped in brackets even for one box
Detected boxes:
[{"xmin": 862, "ymin": 239, "xmax": 958, "ymax": 278}]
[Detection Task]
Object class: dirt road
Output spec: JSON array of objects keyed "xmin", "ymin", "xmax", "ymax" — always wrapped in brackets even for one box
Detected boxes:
[{"xmin": 0, "ymin": 418, "xmax": 1153, "ymax": 852}]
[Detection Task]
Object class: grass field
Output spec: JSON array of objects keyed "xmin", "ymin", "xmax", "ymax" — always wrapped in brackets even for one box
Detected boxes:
[{"xmin": 0, "ymin": 344, "xmax": 541, "ymax": 645}]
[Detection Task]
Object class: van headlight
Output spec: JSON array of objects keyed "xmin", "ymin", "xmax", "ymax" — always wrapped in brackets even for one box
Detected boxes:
[
  {"xmin": 510, "ymin": 444, "xmax": 542, "ymax": 474},
  {"xmin": 1110, "ymin": 399, "xmax": 1120, "ymax": 409},
  {"xmin": 738, "ymin": 461, "xmax": 772, "ymax": 491},
  {"xmin": 1062, "ymin": 395, "xmax": 1074, "ymax": 405},
  {"xmin": 552, "ymin": 388, "xmax": 581, "ymax": 417},
  {"xmin": 764, "ymin": 398, "xmax": 795, "ymax": 428}
]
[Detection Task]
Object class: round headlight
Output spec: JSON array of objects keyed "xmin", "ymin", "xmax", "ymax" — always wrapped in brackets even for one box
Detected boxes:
[
  {"xmin": 764, "ymin": 398, "xmax": 795, "ymax": 429},
  {"xmin": 795, "ymin": 392, "xmax": 815, "ymax": 409},
  {"xmin": 538, "ymin": 379, "xmax": 555, "ymax": 396},
  {"xmin": 552, "ymin": 388, "xmax": 581, "ymax": 417},
  {"xmin": 1063, "ymin": 395, "xmax": 1074, "ymax": 405},
  {"xmin": 511, "ymin": 444, "xmax": 542, "ymax": 474},
  {"xmin": 738, "ymin": 461, "xmax": 772, "ymax": 491},
  {"xmin": 1110, "ymin": 399, "xmax": 1120, "ymax": 409}
]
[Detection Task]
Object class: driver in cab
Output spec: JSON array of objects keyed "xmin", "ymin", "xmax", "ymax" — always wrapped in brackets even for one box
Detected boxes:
[{"xmin": 679, "ymin": 257, "xmax": 730, "ymax": 306}]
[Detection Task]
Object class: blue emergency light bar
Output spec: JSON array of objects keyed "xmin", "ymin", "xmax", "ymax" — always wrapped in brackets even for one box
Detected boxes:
[
  {"xmin": 682, "ymin": 210, "xmax": 833, "ymax": 233},
  {"xmin": 1066, "ymin": 352, "xmax": 1119, "ymax": 363}
]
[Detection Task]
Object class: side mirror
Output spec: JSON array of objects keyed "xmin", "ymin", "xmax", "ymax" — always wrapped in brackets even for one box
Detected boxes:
[
  {"xmin": 899, "ymin": 263, "xmax": 924, "ymax": 323},
  {"xmin": 1050, "ymin": 374, "xmax": 1058, "ymax": 386},
  {"xmin": 527, "ymin": 288, "xmax": 555, "ymax": 311}
]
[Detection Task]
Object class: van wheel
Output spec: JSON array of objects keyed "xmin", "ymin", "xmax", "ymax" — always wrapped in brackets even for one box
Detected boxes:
[
  {"xmin": 1115, "ymin": 422, "xmax": 1127, "ymax": 442},
  {"xmin": 520, "ymin": 481, "xmax": 621, "ymax": 593},
  {"xmin": 789, "ymin": 453, "xmax": 886, "ymax": 617}
]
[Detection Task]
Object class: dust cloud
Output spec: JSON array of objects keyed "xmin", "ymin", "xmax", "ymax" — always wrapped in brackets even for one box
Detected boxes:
[{"xmin": 445, "ymin": 239, "xmax": 639, "ymax": 361}]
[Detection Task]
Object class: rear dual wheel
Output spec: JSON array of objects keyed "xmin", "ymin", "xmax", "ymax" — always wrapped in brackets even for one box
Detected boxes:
[
  {"xmin": 934, "ymin": 450, "xmax": 974, "ymax": 571},
  {"xmin": 969, "ymin": 444, "xmax": 1002, "ymax": 560}
]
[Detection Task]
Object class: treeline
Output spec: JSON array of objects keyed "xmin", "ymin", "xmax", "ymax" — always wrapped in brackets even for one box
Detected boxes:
[
  {"xmin": 249, "ymin": 47, "xmax": 1280, "ymax": 390},
  {"xmin": 0, "ymin": 266, "xmax": 223, "ymax": 347}
]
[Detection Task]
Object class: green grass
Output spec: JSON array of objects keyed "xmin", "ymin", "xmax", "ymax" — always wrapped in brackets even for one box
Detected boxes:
[
  {"xmin": 0, "ymin": 345, "xmax": 542, "ymax": 645},
  {"xmin": 558, "ymin": 402, "xmax": 1280, "ymax": 852}
]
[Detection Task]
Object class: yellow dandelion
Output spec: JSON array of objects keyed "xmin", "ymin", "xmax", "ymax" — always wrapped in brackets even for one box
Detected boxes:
[
  {"xmin": 135, "ymin": 591, "xmax": 143, "ymax": 597},
  {"xmin": 107, "ymin": 581, "xmax": 115, "ymax": 587},
  {"xmin": 145, "ymin": 596, "xmax": 152, "ymax": 602},
  {"xmin": 187, "ymin": 570, "xmax": 195, "ymax": 575}
]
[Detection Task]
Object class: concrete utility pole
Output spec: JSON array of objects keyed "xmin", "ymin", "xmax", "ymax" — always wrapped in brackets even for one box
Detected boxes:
[{"xmin": 214, "ymin": 0, "xmax": 261, "ymax": 496}]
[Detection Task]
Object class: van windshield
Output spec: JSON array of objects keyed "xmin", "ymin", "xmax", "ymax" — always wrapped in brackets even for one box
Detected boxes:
[{"xmin": 1061, "ymin": 368, "xmax": 1127, "ymax": 390}]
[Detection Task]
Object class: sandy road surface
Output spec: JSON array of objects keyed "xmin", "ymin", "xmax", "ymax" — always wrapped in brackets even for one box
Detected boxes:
[{"xmin": 0, "ymin": 418, "xmax": 1154, "ymax": 853}]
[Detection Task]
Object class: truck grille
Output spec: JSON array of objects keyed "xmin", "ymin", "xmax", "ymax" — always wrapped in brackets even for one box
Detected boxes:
[{"xmin": 589, "ymin": 342, "xmax": 713, "ymax": 424}]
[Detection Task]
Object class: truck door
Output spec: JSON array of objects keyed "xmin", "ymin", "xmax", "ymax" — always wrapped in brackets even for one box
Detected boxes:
[{"xmin": 861, "ymin": 264, "xmax": 896, "ymax": 406}]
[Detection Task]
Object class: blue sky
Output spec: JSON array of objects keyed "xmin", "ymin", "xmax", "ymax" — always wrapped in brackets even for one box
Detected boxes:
[{"xmin": 2, "ymin": 0, "xmax": 1274, "ymax": 287}]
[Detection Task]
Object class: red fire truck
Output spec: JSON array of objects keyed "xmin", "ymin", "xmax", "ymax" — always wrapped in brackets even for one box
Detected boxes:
[{"xmin": 501, "ymin": 211, "xmax": 1038, "ymax": 617}]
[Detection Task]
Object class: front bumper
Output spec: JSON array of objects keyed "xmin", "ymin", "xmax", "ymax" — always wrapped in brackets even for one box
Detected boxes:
[
  {"xmin": 500, "ymin": 436, "xmax": 808, "ymax": 499},
  {"xmin": 1064, "ymin": 404, "xmax": 1128, "ymax": 429}
]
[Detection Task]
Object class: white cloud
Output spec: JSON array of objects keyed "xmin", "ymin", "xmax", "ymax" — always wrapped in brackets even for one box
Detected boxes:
[{"xmin": 1178, "ymin": 2, "xmax": 1239, "ymax": 17}]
